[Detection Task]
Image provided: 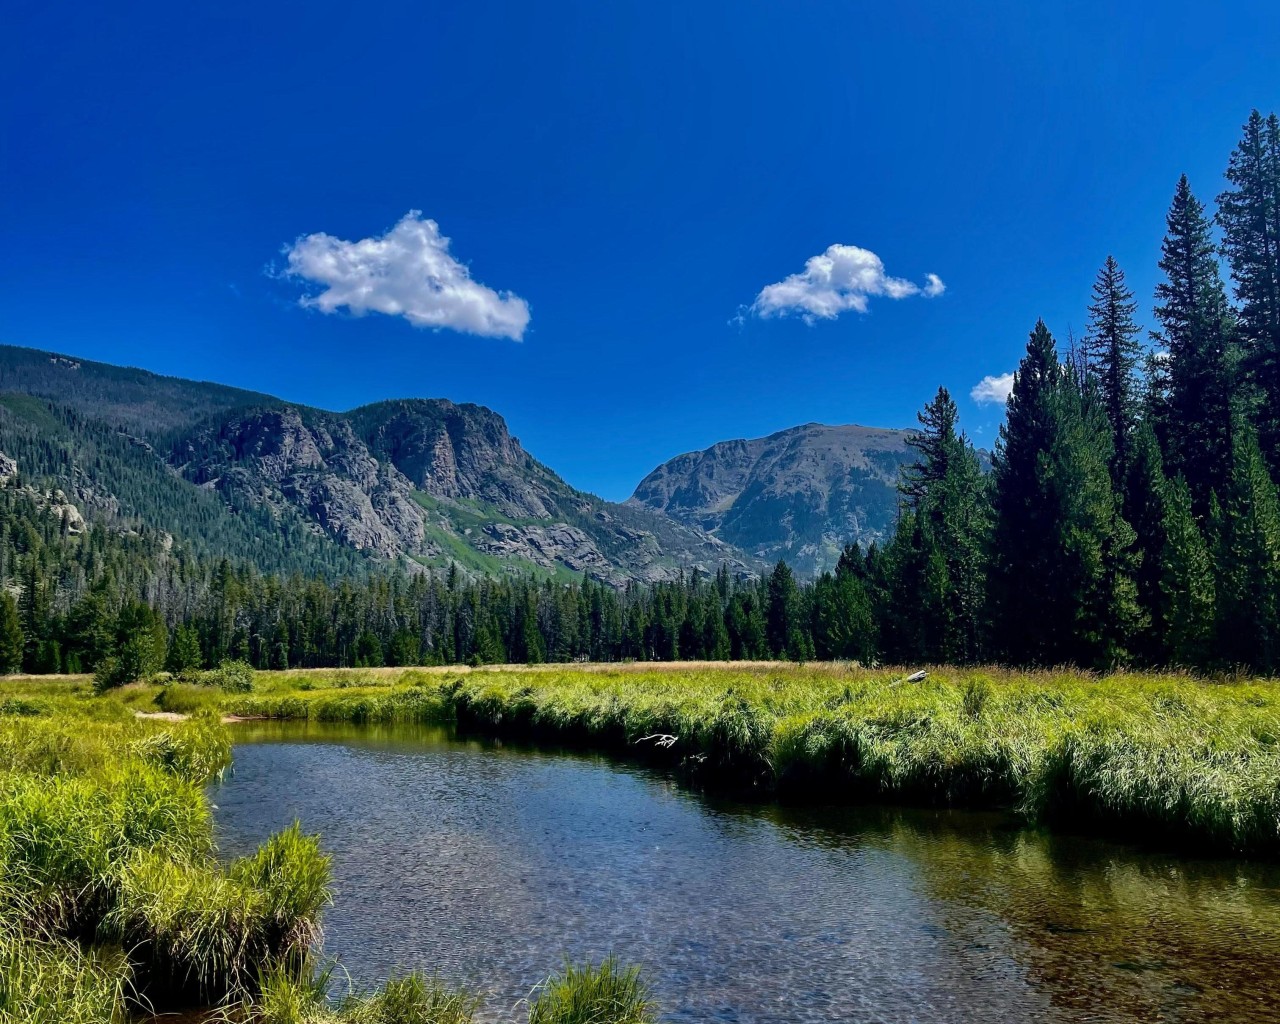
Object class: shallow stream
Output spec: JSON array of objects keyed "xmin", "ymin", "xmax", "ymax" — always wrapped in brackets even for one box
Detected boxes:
[{"xmin": 213, "ymin": 721, "xmax": 1280, "ymax": 1023}]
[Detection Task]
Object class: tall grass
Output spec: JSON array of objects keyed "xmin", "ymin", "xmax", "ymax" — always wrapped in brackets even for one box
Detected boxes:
[
  {"xmin": 2, "ymin": 681, "xmax": 662, "ymax": 1021},
  {"xmin": 0, "ymin": 931, "xmax": 129, "ymax": 1024},
  {"xmin": 528, "ymin": 959, "xmax": 654, "ymax": 1024},
  {"xmin": 0, "ymin": 702, "xmax": 331, "ymax": 1017},
  {"xmin": 105, "ymin": 823, "xmax": 331, "ymax": 1002}
]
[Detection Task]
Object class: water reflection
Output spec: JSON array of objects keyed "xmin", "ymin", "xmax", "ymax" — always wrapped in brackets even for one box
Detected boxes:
[{"xmin": 213, "ymin": 721, "xmax": 1280, "ymax": 1024}]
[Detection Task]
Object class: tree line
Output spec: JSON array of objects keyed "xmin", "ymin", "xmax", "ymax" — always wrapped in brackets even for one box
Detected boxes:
[{"xmin": 2, "ymin": 110, "xmax": 1279, "ymax": 676}]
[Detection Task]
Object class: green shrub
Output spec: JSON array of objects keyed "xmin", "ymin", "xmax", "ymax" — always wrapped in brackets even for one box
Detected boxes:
[
  {"xmin": 203, "ymin": 660, "xmax": 255, "ymax": 693},
  {"xmin": 0, "ymin": 697, "xmax": 48, "ymax": 717}
]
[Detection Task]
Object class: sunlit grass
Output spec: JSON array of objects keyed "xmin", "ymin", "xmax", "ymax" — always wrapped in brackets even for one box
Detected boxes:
[{"xmin": 528, "ymin": 959, "xmax": 654, "ymax": 1024}]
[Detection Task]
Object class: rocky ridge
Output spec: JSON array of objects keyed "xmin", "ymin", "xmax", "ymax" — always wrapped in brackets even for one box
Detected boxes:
[{"xmin": 629, "ymin": 422, "xmax": 915, "ymax": 575}]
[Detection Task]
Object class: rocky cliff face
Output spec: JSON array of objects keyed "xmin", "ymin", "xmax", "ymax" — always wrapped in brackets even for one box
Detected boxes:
[
  {"xmin": 629, "ymin": 423, "xmax": 914, "ymax": 575},
  {"xmin": 171, "ymin": 399, "xmax": 757, "ymax": 584}
]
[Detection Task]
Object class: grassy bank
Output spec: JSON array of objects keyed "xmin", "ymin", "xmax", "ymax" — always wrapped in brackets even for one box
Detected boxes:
[
  {"xmin": 0, "ymin": 679, "xmax": 658, "ymax": 1023},
  {"xmin": 212, "ymin": 663, "xmax": 1280, "ymax": 856}
]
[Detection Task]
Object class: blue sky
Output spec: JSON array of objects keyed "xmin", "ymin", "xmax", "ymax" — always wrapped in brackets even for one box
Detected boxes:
[{"xmin": 2, "ymin": 2, "xmax": 1278, "ymax": 500}]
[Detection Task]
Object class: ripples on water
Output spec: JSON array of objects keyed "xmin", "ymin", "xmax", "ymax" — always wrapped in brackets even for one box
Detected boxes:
[{"xmin": 212, "ymin": 722, "xmax": 1280, "ymax": 1024}]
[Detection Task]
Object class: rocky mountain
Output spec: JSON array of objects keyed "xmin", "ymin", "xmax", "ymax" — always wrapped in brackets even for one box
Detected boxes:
[
  {"xmin": 0, "ymin": 344, "xmax": 756, "ymax": 584},
  {"xmin": 629, "ymin": 423, "xmax": 915, "ymax": 575}
]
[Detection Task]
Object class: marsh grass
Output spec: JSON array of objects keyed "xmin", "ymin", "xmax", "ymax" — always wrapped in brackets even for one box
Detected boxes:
[
  {"xmin": 106, "ymin": 823, "xmax": 330, "ymax": 1002},
  {"xmin": 0, "ymin": 700, "xmax": 333, "ymax": 1018},
  {"xmin": 0, "ymin": 930, "xmax": 129, "ymax": 1024},
  {"xmin": 231, "ymin": 965, "xmax": 480, "ymax": 1024},
  {"xmin": 527, "ymin": 959, "xmax": 654, "ymax": 1024}
]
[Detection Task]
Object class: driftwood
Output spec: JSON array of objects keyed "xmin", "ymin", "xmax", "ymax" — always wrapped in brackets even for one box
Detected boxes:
[
  {"xmin": 886, "ymin": 669, "xmax": 928, "ymax": 689},
  {"xmin": 636, "ymin": 733, "xmax": 678, "ymax": 748}
]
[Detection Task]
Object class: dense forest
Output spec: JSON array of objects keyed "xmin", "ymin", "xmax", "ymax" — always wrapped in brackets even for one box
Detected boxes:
[{"xmin": 2, "ymin": 110, "xmax": 1279, "ymax": 677}]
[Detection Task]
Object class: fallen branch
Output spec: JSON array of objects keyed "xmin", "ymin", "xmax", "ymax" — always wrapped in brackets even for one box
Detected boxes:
[{"xmin": 636, "ymin": 733, "xmax": 678, "ymax": 748}]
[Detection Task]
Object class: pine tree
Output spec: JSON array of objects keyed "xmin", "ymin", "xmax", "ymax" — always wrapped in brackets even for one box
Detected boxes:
[
  {"xmin": 1218, "ymin": 110, "xmax": 1280, "ymax": 470},
  {"xmin": 811, "ymin": 568, "xmax": 876, "ymax": 662},
  {"xmin": 167, "ymin": 622, "xmax": 204, "ymax": 674},
  {"xmin": 0, "ymin": 591, "xmax": 22, "ymax": 674},
  {"xmin": 17, "ymin": 560, "xmax": 46, "ymax": 673},
  {"xmin": 902, "ymin": 387, "xmax": 991, "ymax": 662},
  {"xmin": 1153, "ymin": 176, "xmax": 1238, "ymax": 513},
  {"xmin": 1084, "ymin": 256, "xmax": 1143, "ymax": 481}
]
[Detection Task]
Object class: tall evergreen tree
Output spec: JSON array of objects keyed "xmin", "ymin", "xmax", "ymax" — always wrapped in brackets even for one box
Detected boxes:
[
  {"xmin": 987, "ymin": 321, "xmax": 1140, "ymax": 666},
  {"xmin": 1084, "ymin": 256, "xmax": 1143, "ymax": 482},
  {"xmin": 810, "ymin": 568, "xmax": 875, "ymax": 662},
  {"xmin": 1212, "ymin": 428, "xmax": 1280, "ymax": 670},
  {"xmin": 894, "ymin": 387, "xmax": 990, "ymax": 662},
  {"xmin": 1218, "ymin": 110, "xmax": 1280, "ymax": 471},
  {"xmin": 1160, "ymin": 476, "xmax": 1216, "ymax": 669},
  {"xmin": 1123, "ymin": 424, "xmax": 1169, "ymax": 662},
  {"xmin": 765, "ymin": 560, "xmax": 802, "ymax": 659},
  {"xmin": 0, "ymin": 591, "xmax": 22, "ymax": 674},
  {"xmin": 1153, "ymin": 176, "xmax": 1238, "ymax": 513}
]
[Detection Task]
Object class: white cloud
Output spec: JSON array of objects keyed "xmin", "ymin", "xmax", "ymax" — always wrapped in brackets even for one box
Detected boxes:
[
  {"xmin": 282, "ymin": 212, "xmax": 530, "ymax": 341},
  {"xmin": 750, "ymin": 244, "xmax": 945, "ymax": 322},
  {"xmin": 971, "ymin": 372, "xmax": 1016, "ymax": 405}
]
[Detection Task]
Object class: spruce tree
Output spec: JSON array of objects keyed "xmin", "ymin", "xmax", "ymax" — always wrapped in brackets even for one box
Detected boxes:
[
  {"xmin": 987, "ymin": 321, "xmax": 1140, "ymax": 666},
  {"xmin": 1153, "ymin": 176, "xmax": 1238, "ymax": 513},
  {"xmin": 1123, "ymin": 424, "xmax": 1169, "ymax": 662},
  {"xmin": 1084, "ymin": 256, "xmax": 1143, "ymax": 481},
  {"xmin": 1160, "ymin": 476, "xmax": 1216, "ymax": 668},
  {"xmin": 811, "ymin": 569, "xmax": 876, "ymax": 662},
  {"xmin": 0, "ymin": 591, "xmax": 22, "ymax": 674},
  {"xmin": 1212, "ymin": 429, "xmax": 1280, "ymax": 670},
  {"xmin": 765, "ymin": 561, "xmax": 800, "ymax": 659},
  {"xmin": 1218, "ymin": 110, "xmax": 1280, "ymax": 470},
  {"xmin": 166, "ymin": 622, "xmax": 204, "ymax": 674},
  {"xmin": 895, "ymin": 387, "xmax": 990, "ymax": 662}
]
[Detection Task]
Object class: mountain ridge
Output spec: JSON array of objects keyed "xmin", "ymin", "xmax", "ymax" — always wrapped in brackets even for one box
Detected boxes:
[
  {"xmin": 0, "ymin": 343, "xmax": 759, "ymax": 584},
  {"xmin": 628, "ymin": 421, "xmax": 915, "ymax": 575}
]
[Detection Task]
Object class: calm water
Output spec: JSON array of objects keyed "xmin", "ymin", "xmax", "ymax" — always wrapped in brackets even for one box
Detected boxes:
[{"xmin": 213, "ymin": 722, "xmax": 1280, "ymax": 1024}]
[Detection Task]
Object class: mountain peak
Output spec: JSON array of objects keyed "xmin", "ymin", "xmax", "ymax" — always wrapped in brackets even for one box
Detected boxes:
[{"xmin": 629, "ymin": 422, "xmax": 913, "ymax": 575}]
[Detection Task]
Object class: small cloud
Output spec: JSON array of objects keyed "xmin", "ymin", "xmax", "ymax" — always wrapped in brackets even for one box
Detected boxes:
[
  {"xmin": 281, "ymin": 212, "xmax": 530, "ymax": 341},
  {"xmin": 749, "ymin": 244, "xmax": 944, "ymax": 323},
  {"xmin": 971, "ymin": 372, "xmax": 1016, "ymax": 405}
]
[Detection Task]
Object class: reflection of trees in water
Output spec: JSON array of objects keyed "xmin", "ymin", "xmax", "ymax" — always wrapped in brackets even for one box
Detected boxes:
[
  {"xmin": 733, "ymin": 800, "xmax": 1280, "ymax": 1022},
  {"xmin": 229, "ymin": 724, "xmax": 1280, "ymax": 1022}
]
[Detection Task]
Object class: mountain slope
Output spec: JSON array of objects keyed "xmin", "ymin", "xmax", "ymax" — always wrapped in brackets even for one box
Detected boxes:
[
  {"xmin": 629, "ymin": 423, "xmax": 915, "ymax": 575},
  {"xmin": 0, "ymin": 344, "xmax": 756, "ymax": 584},
  {"xmin": 0, "ymin": 343, "xmax": 275, "ymax": 435}
]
